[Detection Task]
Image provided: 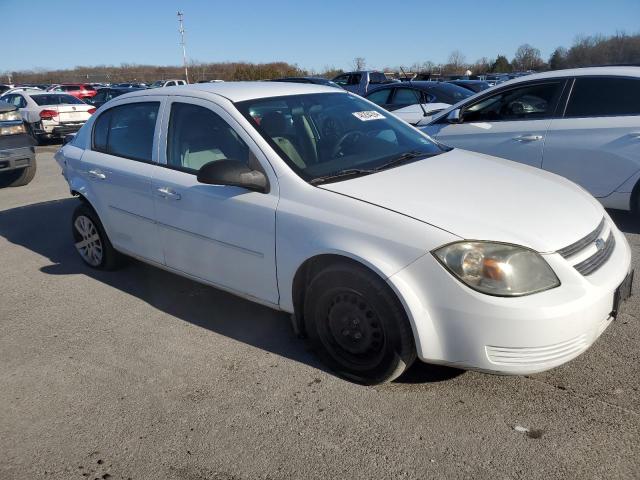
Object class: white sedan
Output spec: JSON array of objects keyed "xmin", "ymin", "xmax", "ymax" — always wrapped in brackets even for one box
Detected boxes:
[
  {"xmin": 55, "ymin": 82, "xmax": 632, "ymax": 384},
  {"xmin": 0, "ymin": 90, "xmax": 95, "ymax": 143}
]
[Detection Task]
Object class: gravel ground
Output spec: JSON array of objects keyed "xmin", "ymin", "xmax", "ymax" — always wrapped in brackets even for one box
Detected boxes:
[{"xmin": 1, "ymin": 147, "xmax": 638, "ymax": 480}]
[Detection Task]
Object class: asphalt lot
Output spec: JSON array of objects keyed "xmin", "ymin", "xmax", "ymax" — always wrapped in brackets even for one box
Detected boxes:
[{"xmin": 1, "ymin": 147, "xmax": 639, "ymax": 480}]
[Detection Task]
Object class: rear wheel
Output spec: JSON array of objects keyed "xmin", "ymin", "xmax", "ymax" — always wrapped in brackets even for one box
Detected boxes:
[
  {"xmin": 71, "ymin": 202, "xmax": 123, "ymax": 270},
  {"xmin": 304, "ymin": 262, "xmax": 416, "ymax": 384}
]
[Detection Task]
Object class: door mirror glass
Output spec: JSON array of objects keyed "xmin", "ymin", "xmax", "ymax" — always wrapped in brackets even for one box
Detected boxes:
[
  {"xmin": 197, "ymin": 159, "xmax": 268, "ymax": 193},
  {"xmin": 447, "ymin": 108, "xmax": 462, "ymax": 123}
]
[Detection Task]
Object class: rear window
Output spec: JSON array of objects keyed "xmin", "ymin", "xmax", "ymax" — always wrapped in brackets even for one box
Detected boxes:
[
  {"xmin": 565, "ymin": 77, "xmax": 640, "ymax": 117},
  {"xmin": 32, "ymin": 94, "xmax": 84, "ymax": 106},
  {"xmin": 430, "ymin": 83, "xmax": 474, "ymax": 104}
]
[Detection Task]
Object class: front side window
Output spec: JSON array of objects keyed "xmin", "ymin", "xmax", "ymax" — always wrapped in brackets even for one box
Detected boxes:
[
  {"xmin": 236, "ymin": 93, "xmax": 446, "ymax": 184},
  {"xmin": 333, "ymin": 75, "xmax": 350, "ymax": 86},
  {"xmin": 370, "ymin": 72, "xmax": 387, "ymax": 84},
  {"xmin": 565, "ymin": 77, "xmax": 640, "ymax": 117},
  {"xmin": 92, "ymin": 102, "xmax": 159, "ymax": 162},
  {"xmin": 167, "ymin": 102, "xmax": 250, "ymax": 172},
  {"xmin": 462, "ymin": 82, "xmax": 562, "ymax": 122}
]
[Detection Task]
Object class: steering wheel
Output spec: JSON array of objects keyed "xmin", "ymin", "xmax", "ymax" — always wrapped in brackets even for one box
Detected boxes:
[{"xmin": 331, "ymin": 131, "xmax": 363, "ymax": 158}]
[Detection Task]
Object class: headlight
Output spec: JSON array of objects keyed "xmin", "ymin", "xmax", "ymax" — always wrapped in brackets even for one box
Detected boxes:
[
  {"xmin": 0, "ymin": 111, "xmax": 22, "ymax": 122},
  {"xmin": 433, "ymin": 241, "xmax": 560, "ymax": 296},
  {"xmin": 0, "ymin": 123, "xmax": 26, "ymax": 136}
]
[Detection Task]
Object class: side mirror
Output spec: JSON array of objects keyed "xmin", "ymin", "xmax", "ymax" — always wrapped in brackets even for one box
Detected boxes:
[
  {"xmin": 197, "ymin": 159, "xmax": 268, "ymax": 193},
  {"xmin": 447, "ymin": 108, "xmax": 462, "ymax": 124}
]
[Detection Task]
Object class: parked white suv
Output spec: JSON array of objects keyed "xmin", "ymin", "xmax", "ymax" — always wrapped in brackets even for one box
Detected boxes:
[
  {"xmin": 422, "ymin": 67, "xmax": 640, "ymax": 212},
  {"xmin": 1, "ymin": 90, "xmax": 95, "ymax": 143},
  {"xmin": 149, "ymin": 79, "xmax": 187, "ymax": 88},
  {"xmin": 55, "ymin": 82, "xmax": 632, "ymax": 384}
]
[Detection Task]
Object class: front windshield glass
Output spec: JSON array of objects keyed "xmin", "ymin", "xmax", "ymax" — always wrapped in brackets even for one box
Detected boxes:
[
  {"xmin": 150, "ymin": 81, "xmax": 163, "ymax": 88},
  {"xmin": 236, "ymin": 93, "xmax": 447, "ymax": 184}
]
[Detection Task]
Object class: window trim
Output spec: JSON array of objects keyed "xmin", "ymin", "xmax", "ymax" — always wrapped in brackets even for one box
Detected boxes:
[
  {"xmin": 91, "ymin": 100, "xmax": 161, "ymax": 163},
  {"xmin": 561, "ymin": 75, "xmax": 640, "ymax": 119}
]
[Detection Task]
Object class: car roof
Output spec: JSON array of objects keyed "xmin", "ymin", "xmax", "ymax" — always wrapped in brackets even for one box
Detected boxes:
[
  {"xmin": 120, "ymin": 81, "xmax": 342, "ymax": 102},
  {"xmin": 493, "ymin": 66, "xmax": 640, "ymax": 87}
]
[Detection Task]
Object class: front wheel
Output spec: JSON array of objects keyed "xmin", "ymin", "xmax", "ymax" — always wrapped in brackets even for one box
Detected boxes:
[
  {"xmin": 304, "ymin": 263, "xmax": 416, "ymax": 384},
  {"xmin": 71, "ymin": 202, "xmax": 123, "ymax": 270}
]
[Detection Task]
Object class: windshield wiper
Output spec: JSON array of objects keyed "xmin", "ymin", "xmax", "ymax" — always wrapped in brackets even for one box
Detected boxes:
[
  {"xmin": 309, "ymin": 168, "xmax": 375, "ymax": 185},
  {"xmin": 374, "ymin": 150, "xmax": 433, "ymax": 172}
]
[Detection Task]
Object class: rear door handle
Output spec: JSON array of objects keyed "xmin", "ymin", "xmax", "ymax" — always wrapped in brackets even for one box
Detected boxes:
[
  {"xmin": 156, "ymin": 186, "xmax": 181, "ymax": 200},
  {"xmin": 514, "ymin": 135, "xmax": 543, "ymax": 142},
  {"xmin": 88, "ymin": 169, "xmax": 106, "ymax": 180}
]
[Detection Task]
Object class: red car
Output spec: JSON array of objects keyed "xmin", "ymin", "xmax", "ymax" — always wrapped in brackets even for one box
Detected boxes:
[{"xmin": 47, "ymin": 84, "xmax": 97, "ymax": 100}]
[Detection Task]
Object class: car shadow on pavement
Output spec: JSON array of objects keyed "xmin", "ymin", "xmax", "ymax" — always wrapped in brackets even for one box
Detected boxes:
[
  {"xmin": 0, "ymin": 197, "xmax": 462, "ymax": 384},
  {"xmin": 607, "ymin": 209, "xmax": 640, "ymax": 234}
]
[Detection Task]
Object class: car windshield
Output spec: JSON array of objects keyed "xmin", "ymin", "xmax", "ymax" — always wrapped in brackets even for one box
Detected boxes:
[
  {"xmin": 236, "ymin": 92, "xmax": 447, "ymax": 184},
  {"xmin": 32, "ymin": 94, "xmax": 85, "ymax": 106},
  {"xmin": 150, "ymin": 81, "xmax": 164, "ymax": 88}
]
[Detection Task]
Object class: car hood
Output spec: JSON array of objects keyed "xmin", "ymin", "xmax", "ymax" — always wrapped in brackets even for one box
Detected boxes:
[{"xmin": 318, "ymin": 149, "xmax": 604, "ymax": 253}]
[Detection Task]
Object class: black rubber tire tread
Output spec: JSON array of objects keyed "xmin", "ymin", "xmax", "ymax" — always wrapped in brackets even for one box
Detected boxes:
[
  {"xmin": 304, "ymin": 262, "xmax": 416, "ymax": 384},
  {"xmin": 71, "ymin": 202, "xmax": 123, "ymax": 271},
  {"xmin": 6, "ymin": 159, "xmax": 37, "ymax": 187}
]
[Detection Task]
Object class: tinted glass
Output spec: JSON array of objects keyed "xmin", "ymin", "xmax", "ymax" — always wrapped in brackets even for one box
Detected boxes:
[
  {"xmin": 167, "ymin": 103, "xmax": 250, "ymax": 172},
  {"xmin": 93, "ymin": 109, "xmax": 110, "ymax": 151},
  {"xmin": 32, "ymin": 94, "xmax": 84, "ymax": 106},
  {"xmin": 429, "ymin": 83, "xmax": 473, "ymax": 104},
  {"xmin": 92, "ymin": 90, "xmax": 107, "ymax": 103},
  {"xmin": 333, "ymin": 75, "xmax": 349, "ymax": 86},
  {"xmin": 349, "ymin": 74, "xmax": 362, "ymax": 85},
  {"xmin": 366, "ymin": 89, "xmax": 391, "ymax": 105},
  {"xmin": 63, "ymin": 85, "xmax": 81, "ymax": 91},
  {"xmin": 391, "ymin": 88, "xmax": 422, "ymax": 105},
  {"xmin": 370, "ymin": 72, "xmax": 387, "ymax": 84},
  {"xmin": 463, "ymin": 82, "xmax": 561, "ymax": 122},
  {"xmin": 566, "ymin": 77, "xmax": 640, "ymax": 117},
  {"xmin": 95, "ymin": 102, "xmax": 159, "ymax": 161},
  {"xmin": 236, "ymin": 93, "xmax": 445, "ymax": 183}
]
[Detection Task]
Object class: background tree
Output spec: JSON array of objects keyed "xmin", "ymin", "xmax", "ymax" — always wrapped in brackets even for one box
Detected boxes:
[
  {"xmin": 352, "ymin": 57, "xmax": 366, "ymax": 70},
  {"xmin": 445, "ymin": 50, "xmax": 467, "ymax": 73},
  {"xmin": 548, "ymin": 47, "xmax": 568, "ymax": 70},
  {"xmin": 491, "ymin": 55, "xmax": 512, "ymax": 73},
  {"xmin": 512, "ymin": 44, "xmax": 545, "ymax": 71}
]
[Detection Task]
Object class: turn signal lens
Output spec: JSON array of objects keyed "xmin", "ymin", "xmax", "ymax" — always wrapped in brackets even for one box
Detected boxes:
[{"xmin": 433, "ymin": 241, "xmax": 560, "ymax": 296}]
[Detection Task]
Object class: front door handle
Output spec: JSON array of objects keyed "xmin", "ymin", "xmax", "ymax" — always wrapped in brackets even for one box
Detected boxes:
[
  {"xmin": 156, "ymin": 186, "xmax": 181, "ymax": 200},
  {"xmin": 514, "ymin": 134, "xmax": 543, "ymax": 142},
  {"xmin": 88, "ymin": 169, "xmax": 106, "ymax": 180}
]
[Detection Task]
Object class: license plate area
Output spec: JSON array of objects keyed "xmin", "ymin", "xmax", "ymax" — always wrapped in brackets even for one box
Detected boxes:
[{"xmin": 612, "ymin": 270, "xmax": 634, "ymax": 318}]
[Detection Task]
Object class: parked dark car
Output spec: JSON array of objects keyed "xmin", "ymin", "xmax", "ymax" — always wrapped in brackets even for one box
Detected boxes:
[
  {"xmin": 447, "ymin": 80, "xmax": 491, "ymax": 93},
  {"xmin": 364, "ymin": 81, "xmax": 474, "ymax": 110},
  {"xmin": 0, "ymin": 101, "xmax": 37, "ymax": 187},
  {"xmin": 86, "ymin": 87, "xmax": 145, "ymax": 108},
  {"xmin": 269, "ymin": 77, "xmax": 342, "ymax": 89}
]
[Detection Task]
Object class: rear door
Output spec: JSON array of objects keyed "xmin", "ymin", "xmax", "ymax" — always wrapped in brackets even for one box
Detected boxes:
[
  {"xmin": 542, "ymin": 76, "xmax": 640, "ymax": 198},
  {"xmin": 431, "ymin": 80, "xmax": 566, "ymax": 168},
  {"xmin": 79, "ymin": 98, "xmax": 164, "ymax": 263}
]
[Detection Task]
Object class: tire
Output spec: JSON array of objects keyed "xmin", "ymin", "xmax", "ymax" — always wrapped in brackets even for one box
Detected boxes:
[
  {"xmin": 71, "ymin": 202, "xmax": 123, "ymax": 270},
  {"xmin": 304, "ymin": 262, "xmax": 416, "ymax": 384},
  {"xmin": 5, "ymin": 160, "xmax": 37, "ymax": 187}
]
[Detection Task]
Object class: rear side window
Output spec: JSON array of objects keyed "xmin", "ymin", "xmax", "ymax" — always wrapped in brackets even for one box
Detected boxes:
[
  {"xmin": 370, "ymin": 72, "xmax": 387, "ymax": 84},
  {"xmin": 166, "ymin": 102, "xmax": 249, "ymax": 173},
  {"xmin": 92, "ymin": 102, "xmax": 159, "ymax": 162},
  {"xmin": 366, "ymin": 88, "xmax": 391, "ymax": 105},
  {"xmin": 565, "ymin": 77, "xmax": 640, "ymax": 117},
  {"xmin": 349, "ymin": 74, "xmax": 362, "ymax": 85},
  {"xmin": 391, "ymin": 88, "xmax": 423, "ymax": 106}
]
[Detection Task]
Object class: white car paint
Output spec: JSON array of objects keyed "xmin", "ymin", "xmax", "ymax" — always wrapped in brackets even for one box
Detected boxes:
[
  {"xmin": 390, "ymin": 102, "xmax": 450, "ymax": 126},
  {"xmin": 1, "ymin": 90, "xmax": 94, "ymax": 139},
  {"xmin": 422, "ymin": 66, "xmax": 640, "ymax": 211},
  {"xmin": 56, "ymin": 82, "xmax": 632, "ymax": 376}
]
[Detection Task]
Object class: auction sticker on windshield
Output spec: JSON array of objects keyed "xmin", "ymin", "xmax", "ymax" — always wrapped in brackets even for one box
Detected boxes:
[{"xmin": 352, "ymin": 111, "xmax": 386, "ymax": 121}]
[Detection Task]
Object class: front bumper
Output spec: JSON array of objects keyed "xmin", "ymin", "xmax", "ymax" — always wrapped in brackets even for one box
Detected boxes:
[
  {"xmin": 389, "ymin": 224, "xmax": 632, "ymax": 375},
  {"xmin": 0, "ymin": 135, "xmax": 36, "ymax": 172}
]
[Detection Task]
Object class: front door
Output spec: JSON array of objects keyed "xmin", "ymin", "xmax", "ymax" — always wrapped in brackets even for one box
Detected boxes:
[
  {"xmin": 152, "ymin": 97, "xmax": 279, "ymax": 304},
  {"xmin": 431, "ymin": 80, "xmax": 566, "ymax": 169}
]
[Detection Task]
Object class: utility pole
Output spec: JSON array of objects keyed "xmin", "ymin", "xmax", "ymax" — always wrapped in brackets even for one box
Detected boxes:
[{"xmin": 177, "ymin": 11, "xmax": 189, "ymax": 83}]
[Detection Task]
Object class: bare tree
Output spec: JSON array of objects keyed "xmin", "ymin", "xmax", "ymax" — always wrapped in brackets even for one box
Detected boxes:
[
  {"xmin": 512, "ymin": 44, "xmax": 545, "ymax": 71},
  {"xmin": 352, "ymin": 57, "xmax": 366, "ymax": 70},
  {"xmin": 447, "ymin": 50, "xmax": 467, "ymax": 73}
]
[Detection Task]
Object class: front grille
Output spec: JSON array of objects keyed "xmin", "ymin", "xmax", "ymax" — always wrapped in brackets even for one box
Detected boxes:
[
  {"xmin": 558, "ymin": 218, "xmax": 605, "ymax": 258},
  {"xmin": 574, "ymin": 232, "xmax": 616, "ymax": 276}
]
